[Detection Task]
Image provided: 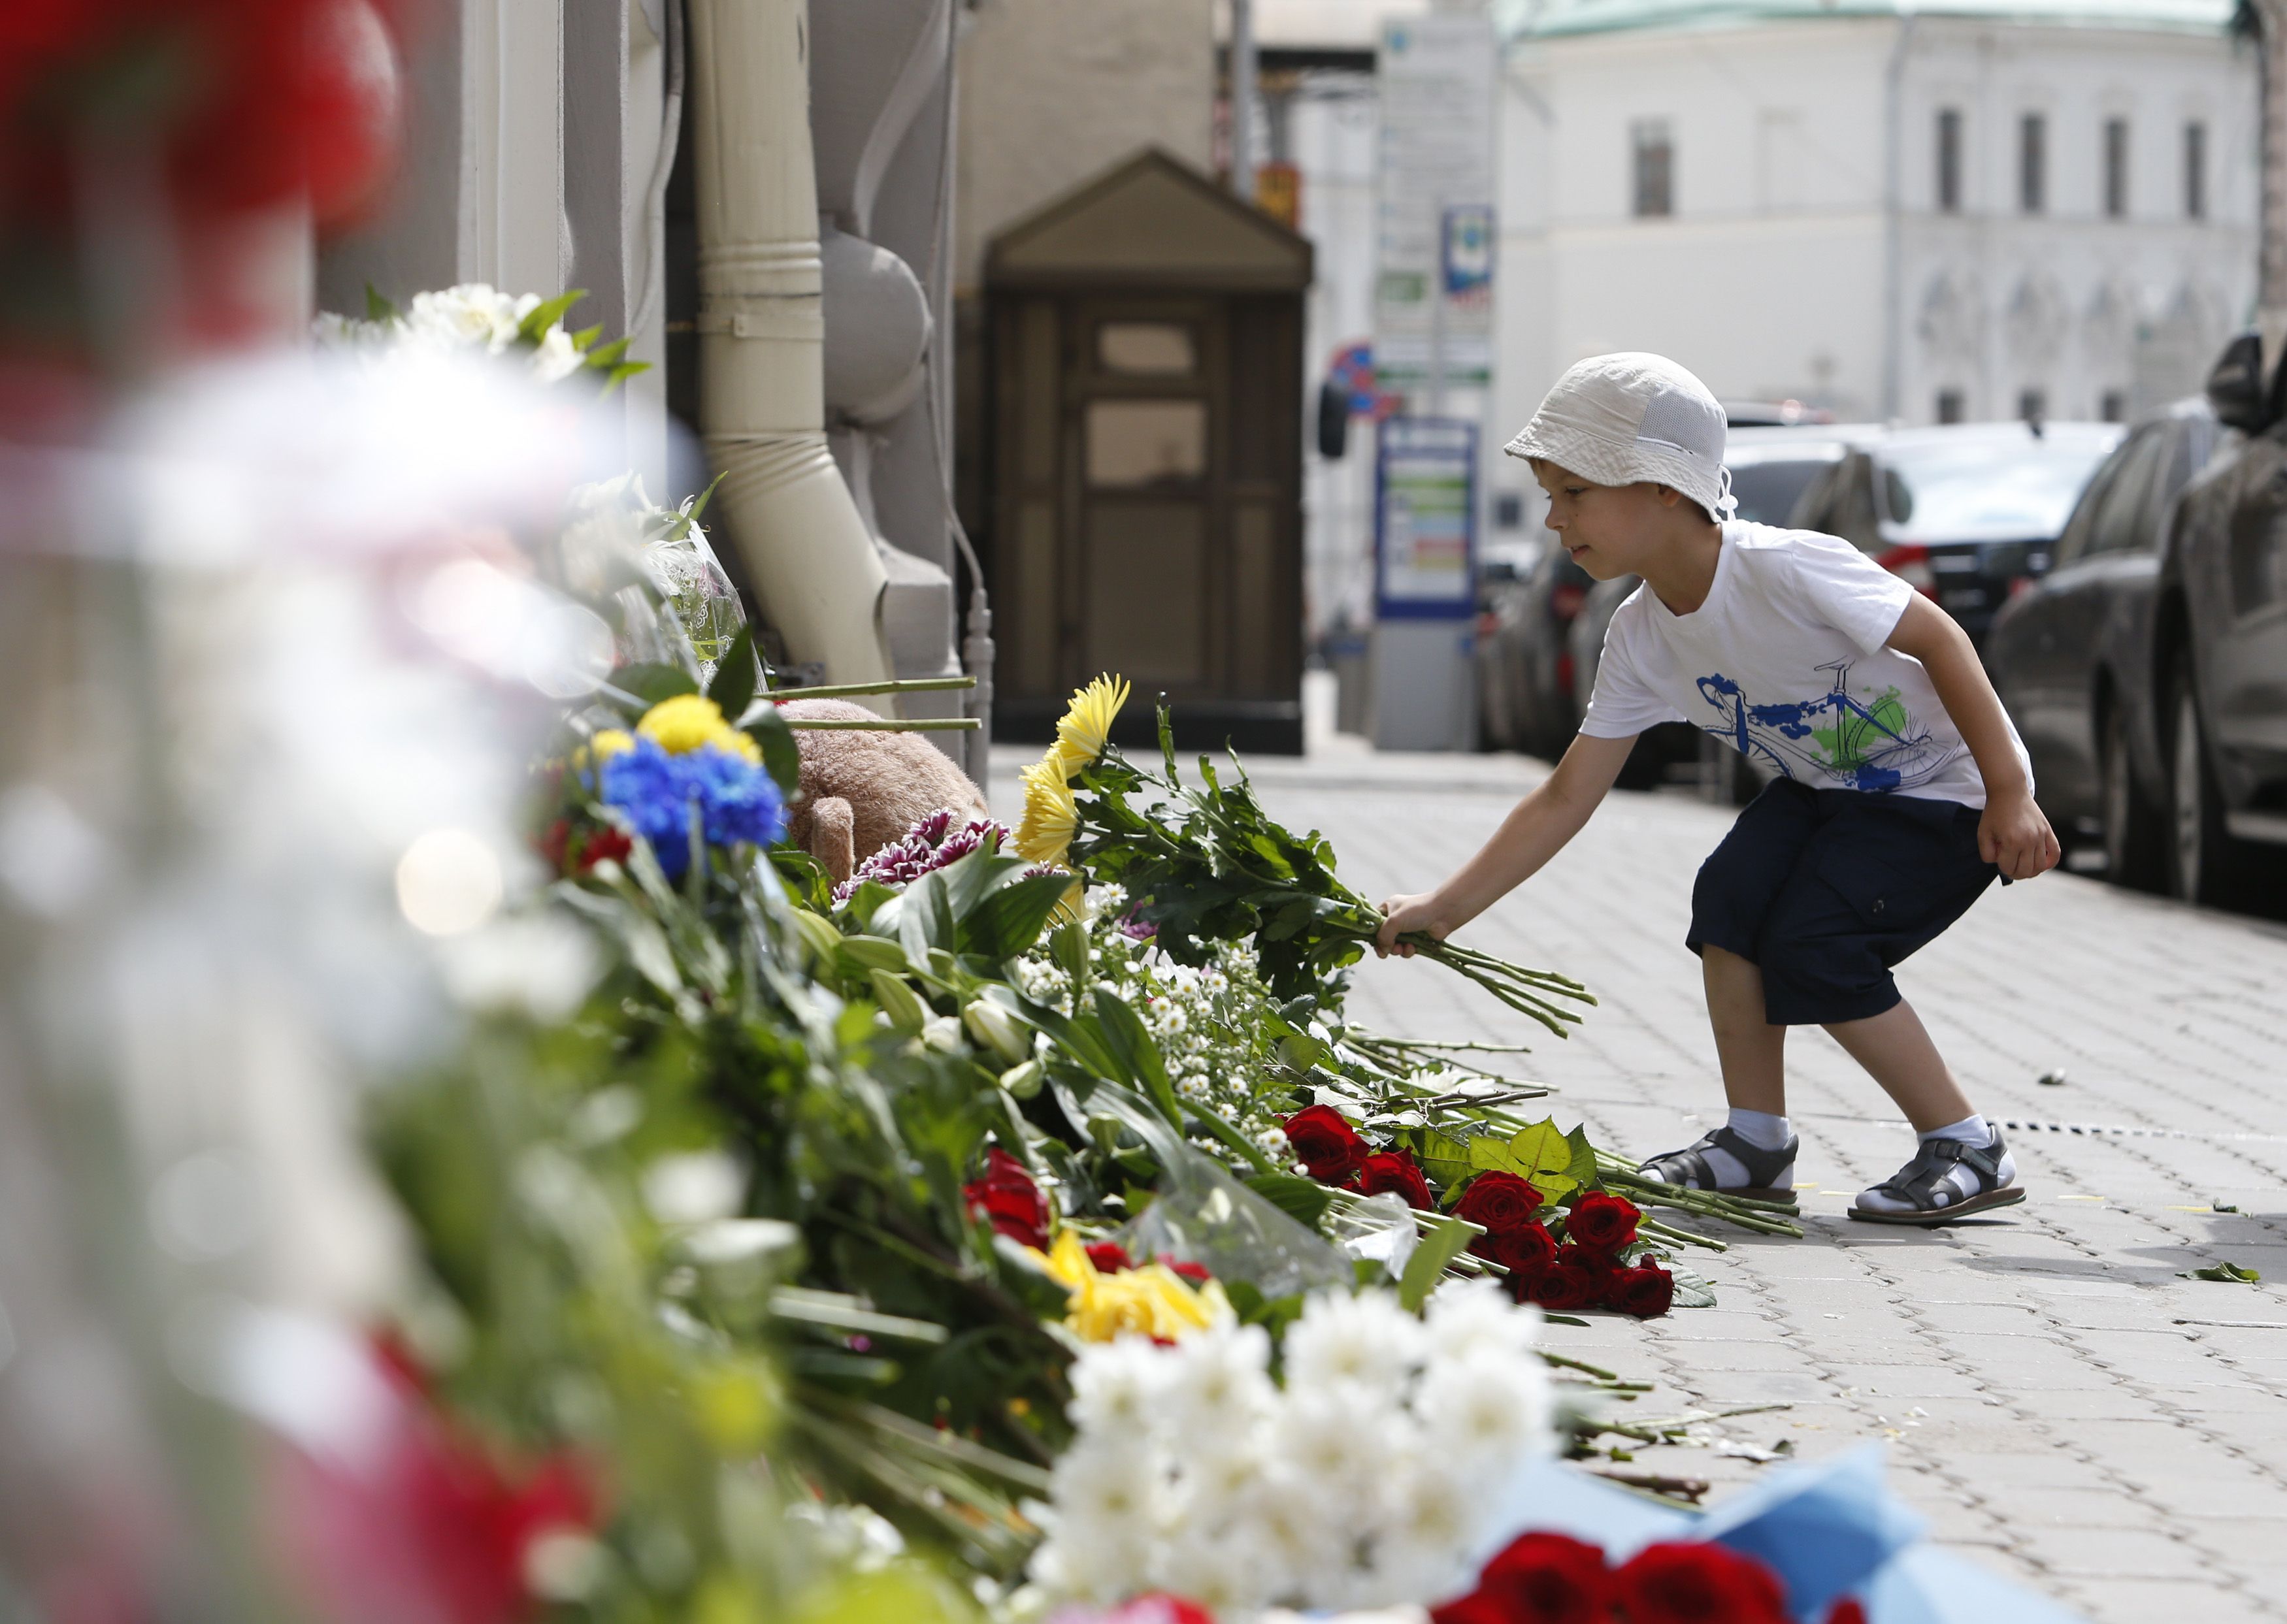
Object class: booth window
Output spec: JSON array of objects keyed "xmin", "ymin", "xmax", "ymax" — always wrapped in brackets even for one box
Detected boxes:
[
  {"xmin": 1087, "ymin": 400, "xmax": 1208, "ymax": 487},
  {"xmin": 1098, "ymin": 322, "xmax": 1196, "ymax": 376}
]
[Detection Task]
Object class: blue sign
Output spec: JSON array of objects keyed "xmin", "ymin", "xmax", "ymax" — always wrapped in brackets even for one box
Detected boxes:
[
  {"xmin": 1375, "ymin": 417, "xmax": 1477, "ymax": 621},
  {"xmin": 1442, "ymin": 204, "xmax": 1494, "ymax": 296}
]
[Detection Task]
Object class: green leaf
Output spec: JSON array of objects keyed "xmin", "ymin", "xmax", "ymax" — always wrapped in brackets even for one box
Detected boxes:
[
  {"xmin": 1666, "ymin": 1258, "xmax": 1719, "ymax": 1308},
  {"xmin": 363, "ymin": 282, "xmax": 400, "ymax": 323},
  {"xmin": 683, "ymin": 470, "xmax": 727, "ymax": 528},
  {"xmin": 898, "ymin": 870, "xmax": 960, "ymax": 964},
  {"xmin": 1244, "ymin": 1173, "xmax": 1338, "ymax": 1227},
  {"xmin": 742, "ymin": 704, "xmax": 802, "ymax": 796},
  {"xmin": 961, "ymin": 872, "xmax": 1077, "ymax": 963},
  {"xmin": 568, "ymin": 322, "xmax": 604, "ymax": 351},
  {"xmin": 518, "ymin": 289, "xmax": 585, "ymax": 344},
  {"xmin": 2181, "ymin": 1260, "xmax": 2262, "ymax": 1282},
  {"xmin": 708, "ymin": 625, "xmax": 760, "ymax": 721},
  {"xmin": 985, "ymin": 986, "xmax": 1119, "ymax": 1080},
  {"xmin": 610, "ymin": 661, "xmax": 699, "ymax": 709},
  {"xmin": 1398, "ymin": 1216, "xmax": 1473, "ymax": 1312},
  {"xmin": 585, "ymin": 334, "xmax": 633, "ymax": 368},
  {"xmin": 1415, "ymin": 1129, "xmax": 1475, "ymax": 1198}
]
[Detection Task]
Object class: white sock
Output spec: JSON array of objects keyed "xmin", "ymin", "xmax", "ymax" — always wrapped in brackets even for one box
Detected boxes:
[
  {"xmin": 1856, "ymin": 1115, "xmax": 2016, "ymax": 1212},
  {"xmin": 1647, "ymin": 1108, "xmax": 1794, "ymax": 1189}
]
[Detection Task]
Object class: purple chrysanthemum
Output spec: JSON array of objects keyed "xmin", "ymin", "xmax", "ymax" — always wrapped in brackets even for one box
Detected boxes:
[{"xmin": 834, "ymin": 810, "xmax": 1014, "ymax": 901}]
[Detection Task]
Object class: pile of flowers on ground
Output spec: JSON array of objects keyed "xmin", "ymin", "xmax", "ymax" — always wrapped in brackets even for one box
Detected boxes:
[
  {"xmin": 1026, "ymin": 1281, "xmax": 1553, "ymax": 1618},
  {"xmin": 1430, "ymin": 1530, "xmax": 1866, "ymax": 1624}
]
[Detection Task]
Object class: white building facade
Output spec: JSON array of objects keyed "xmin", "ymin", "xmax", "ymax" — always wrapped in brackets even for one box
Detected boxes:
[{"xmin": 1494, "ymin": 0, "xmax": 2259, "ymax": 508}]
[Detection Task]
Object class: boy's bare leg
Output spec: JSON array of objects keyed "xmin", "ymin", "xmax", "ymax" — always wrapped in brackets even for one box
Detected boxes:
[
  {"xmin": 1703, "ymin": 945, "xmax": 1786, "ymax": 1114},
  {"xmin": 1821, "ymin": 999, "xmax": 1977, "ymax": 1133}
]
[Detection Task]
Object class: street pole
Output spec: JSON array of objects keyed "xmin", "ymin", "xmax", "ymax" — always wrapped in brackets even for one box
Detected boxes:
[{"xmin": 1229, "ymin": 0, "xmax": 1256, "ymax": 202}]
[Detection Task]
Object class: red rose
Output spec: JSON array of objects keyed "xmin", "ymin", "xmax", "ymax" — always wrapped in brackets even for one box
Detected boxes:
[
  {"xmin": 1478, "ymin": 1220, "xmax": 1556, "ymax": 1284},
  {"xmin": 1282, "ymin": 1105, "xmax": 1369, "ymax": 1184},
  {"xmin": 1455, "ymin": 1170, "xmax": 1545, "ymax": 1234},
  {"xmin": 1475, "ymin": 1531, "xmax": 1612, "ymax": 1624},
  {"xmin": 964, "ymin": 1148, "xmax": 1049, "ymax": 1252},
  {"xmin": 1357, "ymin": 1148, "xmax": 1434, "ymax": 1210},
  {"xmin": 1610, "ymin": 1541, "xmax": 1789, "ymax": 1624},
  {"xmin": 1527, "ymin": 1254, "xmax": 1604, "ymax": 1313},
  {"xmin": 1159, "ymin": 1255, "xmax": 1213, "ymax": 1286},
  {"xmin": 1428, "ymin": 1595, "xmax": 1513, "ymax": 1624},
  {"xmin": 1085, "ymin": 1241, "xmax": 1135, "ymax": 1274},
  {"xmin": 1566, "ymin": 1190, "xmax": 1642, "ymax": 1255},
  {"xmin": 1824, "ymin": 1602, "xmax": 1869, "ymax": 1624},
  {"xmin": 578, "ymin": 827, "xmax": 632, "ymax": 872},
  {"xmin": 1611, "ymin": 1261, "xmax": 1676, "ymax": 1320}
]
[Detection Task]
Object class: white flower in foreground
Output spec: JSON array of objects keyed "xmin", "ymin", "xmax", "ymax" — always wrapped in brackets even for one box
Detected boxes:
[
  {"xmin": 1426, "ymin": 1275, "xmax": 1543, "ymax": 1363},
  {"xmin": 1067, "ymin": 1335, "xmax": 1166, "ymax": 1434},
  {"xmin": 1155, "ymin": 1528, "xmax": 1279, "ymax": 1617},
  {"xmin": 1417, "ymin": 1345, "xmax": 1553, "ymax": 1469},
  {"xmin": 1283, "ymin": 1287, "xmax": 1424, "ymax": 1401},
  {"xmin": 530, "ymin": 323, "xmax": 583, "ymax": 383},
  {"xmin": 1159, "ymin": 1319, "xmax": 1274, "ymax": 1438},
  {"xmin": 1268, "ymin": 1383, "xmax": 1400, "ymax": 1509}
]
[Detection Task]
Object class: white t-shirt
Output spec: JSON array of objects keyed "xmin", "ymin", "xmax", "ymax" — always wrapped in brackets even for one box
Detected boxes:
[{"xmin": 1578, "ymin": 521, "xmax": 2030, "ymax": 808}]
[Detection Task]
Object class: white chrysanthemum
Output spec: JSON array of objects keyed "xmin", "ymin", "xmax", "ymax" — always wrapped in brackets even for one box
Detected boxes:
[
  {"xmin": 1028, "ymin": 1523, "xmax": 1155, "ymax": 1606},
  {"xmin": 1231, "ymin": 1467, "xmax": 1340, "ymax": 1604},
  {"xmin": 1266, "ymin": 1384, "xmax": 1399, "ymax": 1511},
  {"xmin": 1370, "ymin": 1457, "xmax": 1486, "ymax": 1604},
  {"xmin": 1415, "ymin": 1346, "xmax": 1553, "ymax": 1469},
  {"xmin": 1160, "ymin": 1320, "xmax": 1274, "ymax": 1438},
  {"xmin": 1171, "ymin": 1431, "xmax": 1268, "ymax": 1523},
  {"xmin": 1068, "ymin": 1336, "xmax": 1168, "ymax": 1435},
  {"xmin": 1425, "ymin": 1275, "xmax": 1543, "ymax": 1363},
  {"xmin": 1282, "ymin": 1287, "xmax": 1424, "ymax": 1401},
  {"xmin": 1151, "ymin": 1528, "xmax": 1279, "ymax": 1617},
  {"xmin": 530, "ymin": 324, "xmax": 583, "ymax": 383}
]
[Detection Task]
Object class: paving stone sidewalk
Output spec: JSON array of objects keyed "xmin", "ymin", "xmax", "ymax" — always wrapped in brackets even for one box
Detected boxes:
[{"xmin": 1232, "ymin": 744, "xmax": 2287, "ymax": 1623}]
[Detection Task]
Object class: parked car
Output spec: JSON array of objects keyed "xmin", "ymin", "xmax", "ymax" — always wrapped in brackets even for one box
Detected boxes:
[
  {"xmin": 1986, "ymin": 399, "xmax": 2224, "ymax": 887},
  {"xmin": 1789, "ymin": 421, "xmax": 2122, "ymax": 647},
  {"xmin": 1569, "ymin": 428, "xmax": 1881, "ymax": 789},
  {"xmin": 2073, "ymin": 334, "xmax": 2287, "ymax": 902}
]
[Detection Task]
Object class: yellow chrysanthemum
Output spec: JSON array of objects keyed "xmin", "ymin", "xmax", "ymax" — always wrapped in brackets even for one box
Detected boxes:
[
  {"xmin": 1050, "ymin": 673, "xmax": 1130, "ymax": 779},
  {"xmin": 1032, "ymin": 1231, "xmax": 1228, "ymax": 1343},
  {"xmin": 1013, "ymin": 758, "xmax": 1078, "ymax": 868},
  {"xmin": 572, "ymin": 728, "xmax": 637, "ymax": 772},
  {"xmin": 636, "ymin": 693, "xmax": 759, "ymax": 763}
]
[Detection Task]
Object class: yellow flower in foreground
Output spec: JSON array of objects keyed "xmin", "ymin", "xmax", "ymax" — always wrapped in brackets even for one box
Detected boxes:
[
  {"xmin": 1014, "ymin": 758, "xmax": 1078, "ymax": 867},
  {"xmin": 637, "ymin": 694, "xmax": 761, "ymax": 763},
  {"xmin": 1051, "ymin": 673, "xmax": 1131, "ymax": 779},
  {"xmin": 1034, "ymin": 1231, "xmax": 1228, "ymax": 1344},
  {"xmin": 572, "ymin": 728, "xmax": 637, "ymax": 772}
]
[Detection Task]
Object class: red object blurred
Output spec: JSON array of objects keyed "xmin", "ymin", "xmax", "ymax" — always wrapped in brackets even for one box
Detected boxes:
[
  {"xmin": 1609, "ymin": 1540, "xmax": 1790, "ymax": 1624},
  {"xmin": 1874, "ymin": 544, "xmax": 1937, "ymax": 597},
  {"xmin": 1439, "ymin": 1530, "xmax": 1612, "ymax": 1624},
  {"xmin": 274, "ymin": 1341, "xmax": 599, "ymax": 1624},
  {"xmin": 1824, "ymin": 1600, "xmax": 1870, "ymax": 1624},
  {"xmin": 1085, "ymin": 1241, "xmax": 1136, "ymax": 1274},
  {"xmin": 965, "ymin": 1147, "xmax": 1050, "ymax": 1251},
  {"xmin": 1550, "ymin": 582, "xmax": 1588, "ymax": 620}
]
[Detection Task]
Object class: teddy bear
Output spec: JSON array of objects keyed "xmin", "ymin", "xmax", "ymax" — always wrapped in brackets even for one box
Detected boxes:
[{"xmin": 778, "ymin": 698, "xmax": 988, "ymax": 884}]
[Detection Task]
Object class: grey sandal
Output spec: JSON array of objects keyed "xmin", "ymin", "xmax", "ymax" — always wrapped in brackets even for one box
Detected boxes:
[
  {"xmin": 1637, "ymin": 1126, "xmax": 1800, "ymax": 1205},
  {"xmin": 1848, "ymin": 1131, "xmax": 2025, "ymax": 1226}
]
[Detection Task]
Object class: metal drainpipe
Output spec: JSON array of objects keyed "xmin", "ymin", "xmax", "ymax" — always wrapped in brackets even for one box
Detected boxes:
[
  {"xmin": 685, "ymin": 0, "xmax": 896, "ymax": 696},
  {"xmin": 1882, "ymin": 13, "xmax": 1918, "ymax": 423},
  {"xmin": 1230, "ymin": 0, "xmax": 1257, "ymax": 199}
]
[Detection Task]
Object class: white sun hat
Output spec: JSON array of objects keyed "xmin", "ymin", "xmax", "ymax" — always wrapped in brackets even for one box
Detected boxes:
[{"xmin": 1502, "ymin": 351, "xmax": 1736, "ymax": 522}]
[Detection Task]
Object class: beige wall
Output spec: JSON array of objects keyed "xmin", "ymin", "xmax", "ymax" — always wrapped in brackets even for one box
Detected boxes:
[{"xmin": 955, "ymin": 0, "xmax": 1215, "ymax": 293}]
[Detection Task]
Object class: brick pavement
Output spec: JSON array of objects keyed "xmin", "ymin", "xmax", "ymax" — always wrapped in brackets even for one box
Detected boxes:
[{"xmin": 1232, "ymin": 742, "xmax": 2287, "ymax": 1623}]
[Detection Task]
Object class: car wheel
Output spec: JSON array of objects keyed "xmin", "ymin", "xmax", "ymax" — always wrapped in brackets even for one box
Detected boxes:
[
  {"xmin": 2099, "ymin": 702, "xmax": 2165, "ymax": 891},
  {"xmin": 2165, "ymin": 655, "xmax": 2241, "ymax": 905}
]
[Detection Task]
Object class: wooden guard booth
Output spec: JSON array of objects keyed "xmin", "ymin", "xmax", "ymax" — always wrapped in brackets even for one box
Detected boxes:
[{"xmin": 984, "ymin": 149, "xmax": 1312, "ymax": 754}]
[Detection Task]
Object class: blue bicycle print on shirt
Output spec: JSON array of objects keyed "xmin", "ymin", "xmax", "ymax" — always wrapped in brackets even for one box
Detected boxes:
[{"xmin": 1695, "ymin": 659, "xmax": 1956, "ymax": 792}]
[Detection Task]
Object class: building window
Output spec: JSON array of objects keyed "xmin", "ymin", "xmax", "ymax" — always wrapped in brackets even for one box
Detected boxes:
[
  {"xmin": 2186, "ymin": 120, "xmax": 2208, "ymax": 219},
  {"xmin": 1632, "ymin": 120, "xmax": 1673, "ymax": 218},
  {"xmin": 1936, "ymin": 108, "xmax": 1963, "ymax": 213},
  {"xmin": 2100, "ymin": 389, "xmax": 2128, "ymax": 423},
  {"xmin": 2019, "ymin": 112, "xmax": 2046, "ymax": 214},
  {"xmin": 2103, "ymin": 117, "xmax": 2129, "ymax": 219},
  {"xmin": 2019, "ymin": 387, "xmax": 2047, "ymax": 423},
  {"xmin": 1935, "ymin": 389, "xmax": 1966, "ymax": 424}
]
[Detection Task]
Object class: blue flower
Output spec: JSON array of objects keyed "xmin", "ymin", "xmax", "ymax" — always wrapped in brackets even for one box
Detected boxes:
[{"xmin": 599, "ymin": 736, "xmax": 784, "ymax": 878}]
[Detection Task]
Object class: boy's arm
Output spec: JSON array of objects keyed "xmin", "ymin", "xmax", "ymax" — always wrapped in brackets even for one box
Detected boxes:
[
  {"xmin": 1884, "ymin": 593, "xmax": 2060, "ymax": 879},
  {"xmin": 1374, "ymin": 731, "xmax": 1639, "ymax": 956}
]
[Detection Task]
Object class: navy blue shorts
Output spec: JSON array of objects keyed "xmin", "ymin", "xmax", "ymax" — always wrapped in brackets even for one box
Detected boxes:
[{"xmin": 1686, "ymin": 778, "xmax": 2001, "ymax": 1026}]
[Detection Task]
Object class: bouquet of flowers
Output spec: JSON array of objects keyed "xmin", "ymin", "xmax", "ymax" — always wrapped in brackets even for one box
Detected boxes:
[
  {"xmin": 1018, "ymin": 679, "xmax": 1594, "ymax": 1036},
  {"xmin": 1025, "ymin": 1280, "xmax": 1555, "ymax": 1618}
]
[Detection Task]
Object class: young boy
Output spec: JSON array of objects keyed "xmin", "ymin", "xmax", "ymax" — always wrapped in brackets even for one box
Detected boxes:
[{"xmin": 1375, "ymin": 353, "xmax": 2059, "ymax": 1224}]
